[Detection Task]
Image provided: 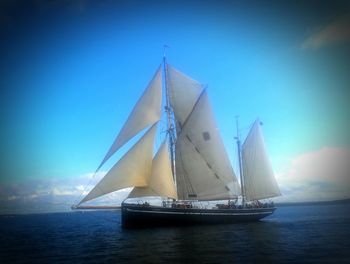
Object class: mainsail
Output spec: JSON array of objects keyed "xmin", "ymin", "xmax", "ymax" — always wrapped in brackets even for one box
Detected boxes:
[
  {"xmin": 167, "ymin": 66, "xmax": 241, "ymax": 200},
  {"xmin": 79, "ymin": 124, "xmax": 157, "ymax": 204},
  {"xmin": 128, "ymin": 140, "xmax": 177, "ymax": 200},
  {"xmin": 96, "ymin": 66, "xmax": 162, "ymax": 171},
  {"xmin": 241, "ymin": 120, "xmax": 281, "ymax": 201}
]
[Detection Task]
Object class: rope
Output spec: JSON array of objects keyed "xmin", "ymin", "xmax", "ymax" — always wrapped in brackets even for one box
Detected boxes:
[{"xmin": 73, "ymin": 170, "xmax": 100, "ymax": 206}]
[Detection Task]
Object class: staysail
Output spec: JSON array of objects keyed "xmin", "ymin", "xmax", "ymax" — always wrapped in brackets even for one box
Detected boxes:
[
  {"xmin": 78, "ymin": 124, "xmax": 157, "ymax": 204},
  {"xmin": 241, "ymin": 120, "xmax": 281, "ymax": 201},
  {"xmin": 96, "ymin": 66, "xmax": 162, "ymax": 171},
  {"xmin": 128, "ymin": 140, "xmax": 177, "ymax": 199},
  {"xmin": 166, "ymin": 65, "xmax": 241, "ymax": 200}
]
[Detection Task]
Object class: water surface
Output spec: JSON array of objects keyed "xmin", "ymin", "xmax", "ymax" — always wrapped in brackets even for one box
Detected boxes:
[{"xmin": 1, "ymin": 204, "xmax": 349, "ymax": 263}]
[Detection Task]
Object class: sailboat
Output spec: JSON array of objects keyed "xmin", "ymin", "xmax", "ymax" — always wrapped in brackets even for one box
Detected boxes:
[{"xmin": 74, "ymin": 54, "xmax": 281, "ymax": 227}]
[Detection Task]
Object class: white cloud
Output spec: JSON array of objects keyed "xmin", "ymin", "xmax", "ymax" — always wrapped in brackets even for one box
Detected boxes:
[
  {"xmin": 0, "ymin": 171, "xmax": 133, "ymax": 214},
  {"xmin": 275, "ymin": 147, "xmax": 350, "ymax": 202},
  {"xmin": 302, "ymin": 14, "xmax": 350, "ymax": 50}
]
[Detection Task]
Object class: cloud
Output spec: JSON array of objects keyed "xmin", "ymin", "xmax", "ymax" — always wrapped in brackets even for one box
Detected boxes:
[
  {"xmin": 0, "ymin": 171, "xmax": 132, "ymax": 214},
  {"xmin": 275, "ymin": 147, "xmax": 350, "ymax": 202},
  {"xmin": 302, "ymin": 14, "xmax": 350, "ymax": 50}
]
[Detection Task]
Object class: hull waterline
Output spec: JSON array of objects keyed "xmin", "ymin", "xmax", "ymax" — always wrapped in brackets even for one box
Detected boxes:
[{"xmin": 121, "ymin": 204, "xmax": 276, "ymax": 228}]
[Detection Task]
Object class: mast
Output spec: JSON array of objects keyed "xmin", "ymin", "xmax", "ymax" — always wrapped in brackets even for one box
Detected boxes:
[
  {"xmin": 235, "ymin": 115, "xmax": 245, "ymax": 206},
  {"xmin": 163, "ymin": 45, "xmax": 176, "ymax": 184}
]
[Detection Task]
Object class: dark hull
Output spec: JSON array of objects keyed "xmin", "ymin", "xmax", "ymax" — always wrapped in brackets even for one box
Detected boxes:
[{"xmin": 121, "ymin": 204, "xmax": 276, "ymax": 228}]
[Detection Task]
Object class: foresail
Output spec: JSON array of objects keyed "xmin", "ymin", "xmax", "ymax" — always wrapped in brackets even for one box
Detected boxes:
[
  {"xmin": 166, "ymin": 64, "xmax": 204, "ymax": 131},
  {"xmin": 242, "ymin": 120, "xmax": 281, "ymax": 201},
  {"xmin": 175, "ymin": 90, "xmax": 241, "ymax": 200},
  {"xmin": 128, "ymin": 140, "xmax": 177, "ymax": 199},
  {"xmin": 97, "ymin": 66, "xmax": 162, "ymax": 171},
  {"xmin": 78, "ymin": 124, "xmax": 157, "ymax": 204}
]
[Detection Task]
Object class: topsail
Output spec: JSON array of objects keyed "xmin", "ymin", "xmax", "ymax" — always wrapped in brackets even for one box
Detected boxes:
[{"xmin": 167, "ymin": 65, "xmax": 204, "ymax": 129}]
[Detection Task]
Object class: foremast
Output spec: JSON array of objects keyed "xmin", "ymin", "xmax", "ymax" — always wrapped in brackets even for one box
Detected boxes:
[{"xmin": 163, "ymin": 46, "xmax": 177, "ymax": 187}]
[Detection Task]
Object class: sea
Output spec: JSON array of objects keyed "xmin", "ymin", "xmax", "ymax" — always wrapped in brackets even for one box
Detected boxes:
[{"xmin": 1, "ymin": 203, "xmax": 349, "ymax": 264}]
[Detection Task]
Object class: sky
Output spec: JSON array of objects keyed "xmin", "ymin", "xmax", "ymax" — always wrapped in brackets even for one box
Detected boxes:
[{"xmin": 0, "ymin": 0, "xmax": 350, "ymax": 214}]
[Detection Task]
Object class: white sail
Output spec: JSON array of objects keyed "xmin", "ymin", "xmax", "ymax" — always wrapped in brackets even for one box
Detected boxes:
[
  {"xmin": 242, "ymin": 120, "xmax": 281, "ymax": 201},
  {"xmin": 166, "ymin": 64, "xmax": 204, "ymax": 130},
  {"xmin": 128, "ymin": 140, "xmax": 177, "ymax": 199},
  {"xmin": 175, "ymin": 90, "xmax": 241, "ymax": 200},
  {"xmin": 79, "ymin": 124, "xmax": 157, "ymax": 204},
  {"xmin": 97, "ymin": 66, "xmax": 162, "ymax": 170}
]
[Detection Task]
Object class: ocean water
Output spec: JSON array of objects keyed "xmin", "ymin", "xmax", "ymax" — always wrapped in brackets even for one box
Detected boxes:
[{"xmin": 0, "ymin": 204, "xmax": 349, "ymax": 264}]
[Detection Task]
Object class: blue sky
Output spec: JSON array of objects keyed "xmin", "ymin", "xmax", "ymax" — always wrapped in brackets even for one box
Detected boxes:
[{"xmin": 0, "ymin": 0, "xmax": 349, "ymax": 213}]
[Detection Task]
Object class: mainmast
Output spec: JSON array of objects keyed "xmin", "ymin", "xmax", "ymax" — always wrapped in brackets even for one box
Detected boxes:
[
  {"xmin": 235, "ymin": 116, "xmax": 245, "ymax": 206},
  {"xmin": 163, "ymin": 46, "xmax": 176, "ymax": 183}
]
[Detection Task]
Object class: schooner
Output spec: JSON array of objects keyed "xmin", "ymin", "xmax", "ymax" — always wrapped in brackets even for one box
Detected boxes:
[{"xmin": 74, "ymin": 53, "xmax": 281, "ymax": 227}]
